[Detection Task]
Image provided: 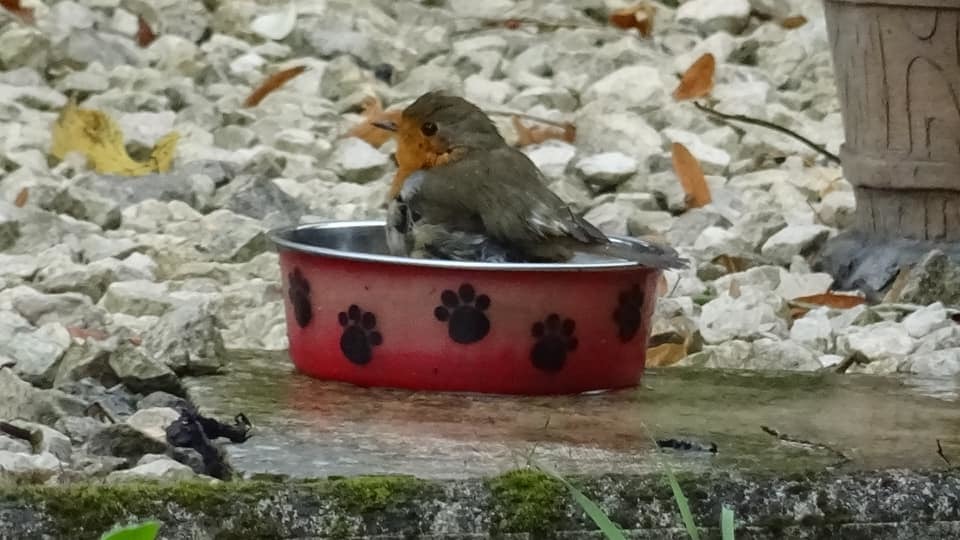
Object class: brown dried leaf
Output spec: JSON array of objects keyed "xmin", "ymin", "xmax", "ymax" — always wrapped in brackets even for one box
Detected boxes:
[
  {"xmin": 609, "ymin": 2, "xmax": 656, "ymax": 37},
  {"xmin": 0, "ymin": 0, "xmax": 34, "ymax": 23},
  {"xmin": 646, "ymin": 342, "xmax": 687, "ymax": 368},
  {"xmin": 243, "ymin": 65, "xmax": 307, "ymax": 108},
  {"xmin": 512, "ymin": 116, "xmax": 576, "ymax": 147},
  {"xmin": 791, "ymin": 292, "xmax": 866, "ymax": 319},
  {"xmin": 67, "ymin": 326, "xmax": 110, "ymax": 341},
  {"xmin": 780, "ymin": 15, "xmax": 808, "ymax": 29},
  {"xmin": 136, "ymin": 15, "xmax": 157, "ymax": 47},
  {"xmin": 713, "ymin": 254, "xmax": 749, "ymax": 273},
  {"xmin": 13, "ymin": 188, "xmax": 28, "ymax": 208},
  {"xmin": 672, "ymin": 53, "xmax": 715, "ymax": 101},
  {"xmin": 671, "ymin": 142, "xmax": 711, "ymax": 208},
  {"xmin": 346, "ymin": 95, "xmax": 403, "ymax": 148}
]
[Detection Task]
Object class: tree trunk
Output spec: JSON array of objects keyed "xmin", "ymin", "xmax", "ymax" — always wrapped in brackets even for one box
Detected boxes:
[{"xmin": 824, "ymin": 0, "xmax": 960, "ymax": 240}]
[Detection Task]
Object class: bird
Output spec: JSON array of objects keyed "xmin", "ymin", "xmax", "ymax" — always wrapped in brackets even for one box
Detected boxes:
[{"xmin": 372, "ymin": 91, "xmax": 686, "ymax": 268}]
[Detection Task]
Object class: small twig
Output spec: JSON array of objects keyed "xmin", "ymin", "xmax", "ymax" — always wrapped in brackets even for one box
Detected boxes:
[
  {"xmin": 834, "ymin": 351, "xmax": 869, "ymax": 374},
  {"xmin": 485, "ymin": 109, "xmax": 572, "ymax": 130},
  {"xmin": 761, "ymin": 425, "xmax": 850, "ymax": 464},
  {"xmin": 937, "ymin": 439, "xmax": 951, "ymax": 466},
  {"xmin": 693, "ymin": 101, "xmax": 842, "ymax": 164}
]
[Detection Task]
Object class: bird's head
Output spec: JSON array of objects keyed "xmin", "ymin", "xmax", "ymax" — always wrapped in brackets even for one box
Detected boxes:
[{"xmin": 375, "ymin": 91, "xmax": 504, "ymax": 172}]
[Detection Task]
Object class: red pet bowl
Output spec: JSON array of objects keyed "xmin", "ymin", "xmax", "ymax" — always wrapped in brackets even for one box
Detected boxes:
[{"xmin": 270, "ymin": 221, "xmax": 662, "ymax": 395}]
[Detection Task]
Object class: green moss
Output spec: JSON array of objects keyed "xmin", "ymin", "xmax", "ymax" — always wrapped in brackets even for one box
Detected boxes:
[
  {"xmin": 487, "ymin": 469, "xmax": 566, "ymax": 537},
  {"xmin": 325, "ymin": 474, "xmax": 433, "ymax": 513}
]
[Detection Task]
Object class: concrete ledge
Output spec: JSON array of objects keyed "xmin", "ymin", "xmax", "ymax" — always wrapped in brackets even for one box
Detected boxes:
[{"xmin": 2, "ymin": 468, "xmax": 959, "ymax": 539}]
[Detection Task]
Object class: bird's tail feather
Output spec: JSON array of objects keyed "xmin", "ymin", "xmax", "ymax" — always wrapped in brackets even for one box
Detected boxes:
[{"xmin": 578, "ymin": 240, "xmax": 688, "ymax": 270}]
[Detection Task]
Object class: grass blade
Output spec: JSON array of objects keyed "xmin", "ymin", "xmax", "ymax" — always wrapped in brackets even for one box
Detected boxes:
[
  {"xmin": 663, "ymin": 467, "xmax": 700, "ymax": 540},
  {"xmin": 564, "ymin": 479, "xmax": 628, "ymax": 540},
  {"xmin": 533, "ymin": 462, "xmax": 627, "ymax": 540},
  {"xmin": 721, "ymin": 505, "xmax": 735, "ymax": 540},
  {"xmin": 100, "ymin": 521, "xmax": 160, "ymax": 540}
]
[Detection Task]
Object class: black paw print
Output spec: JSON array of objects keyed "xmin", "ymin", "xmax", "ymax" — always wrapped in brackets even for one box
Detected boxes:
[
  {"xmin": 530, "ymin": 314, "xmax": 578, "ymax": 372},
  {"xmin": 434, "ymin": 283, "xmax": 490, "ymax": 344},
  {"xmin": 613, "ymin": 284, "xmax": 645, "ymax": 343},
  {"xmin": 338, "ymin": 305, "xmax": 382, "ymax": 365},
  {"xmin": 288, "ymin": 268, "xmax": 312, "ymax": 328}
]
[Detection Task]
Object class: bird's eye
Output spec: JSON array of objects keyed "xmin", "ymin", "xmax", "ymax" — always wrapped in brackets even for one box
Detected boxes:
[{"xmin": 420, "ymin": 122, "xmax": 437, "ymax": 136}]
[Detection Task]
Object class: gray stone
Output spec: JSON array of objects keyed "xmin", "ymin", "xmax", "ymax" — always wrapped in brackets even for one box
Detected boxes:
[
  {"xmin": 57, "ymin": 378, "xmax": 138, "ymax": 422},
  {"xmin": 126, "ymin": 407, "xmax": 181, "ymax": 443},
  {"xmin": 7, "ymin": 421, "xmax": 71, "ymax": 461},
  {"xmin": 53, "ymin": 416, "xmax": 107, "ymax": 445},
  {"xmin": 35, "ymin": 258, "xmax": 155, "ymax": 302},
  {"xmin": 901, "ymin": 303, "xmax": 950, "ymax": 339},
  {"xmin": 176, "ymin": 210, "xmax": 269, "ymax": 263},
  {"xmin": 900, "ymin": 349, "xmax": 960, "ymax": 377},
  {"xmin": 574, "ymin": 152, "xmax": 638, "ymax": 188},
  {"xmin": 329, "ymin": 138, "xmax": 390, "ymax": 184},
  {"xmin": 677, "ymin": 0, "xmax": 752, "ymax": 34},
  {"xmin": 0, "ymin": 435, "xmax": 30, "ymax": 454},
  {"xmin": 0, "ymin": 368, "xmax": 87, "ymax": 426},
  {"xmin": 789, "ymin": 308, "xmax": 834, "ymax": 352},
  {"xmin": 899, "ymin": 250, "xmax": 960, "ymax": 306},
  {"xmin": 761, "ymin": 225, "xmax": 832, "ymax": 265},
  {"xmin": 97, "ymin": 280, "xmax": 177, "ymax": 317},
  {"xmin": 54, "ymin": 340, "xmax": 119, "ymax": 389},
  {"xmin": 837, "ymin": 322, "xmax": 916, "ymax": 362},
  {"xmin": 817, "ymin": 190, "xmax": 856, "ymax": 229},
  {"xmin": 0, "ymin": 451, "xmax": 61, "ymax": 484},
  {"xmin": 0, "ymin": 204, "xmax": 19, "ymax": 251},
  {"xmin": 109, "ymin": 344, "xmax": 185, "ymax": 396},
  {"xmin": 521, "ymin": 141, "xmax": 577, "ymax": 180},
  {"xmin": 212, "ymin": 174, "xmax": 307, "ymax": 223},
  {"xmin": 106, "ymin": 456, "xmax": 200, "ymax": 483},
  {"xmin": 142, "ymin": 303, "xmax": 225, "ymax": 376},
  {"xmin": 627, "ymin": 211, "xmax": 674, "ymax": 237},
  {"xmin": 583, "ymin": 65, "xmax": 664, "ymax": 108},
  {"xmin": 0, "ymin": 286, "xmax": 104, "ymax": 328},
  {"xmin": 84, "ymin": 424, "xmax": 169, "ymax": 467},
  {"xmin": 0, "ymin": 314, "xmax": 70, "ymax": 388},
  {"xmin": 0, "ymin": 254, "xmax": 38, "ymax": 280},
  {"xmin": 699, "ymin": 286, "xmax": 790, "ymax": 343},
  {"xmin": 138, "ymin": 391, "xmax": 188, "ymax": 411}
]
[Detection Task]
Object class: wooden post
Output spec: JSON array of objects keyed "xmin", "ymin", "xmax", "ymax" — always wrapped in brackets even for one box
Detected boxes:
[{"xmin": 824, "ymin": 0, "xmax": 960, "ymax": 240}]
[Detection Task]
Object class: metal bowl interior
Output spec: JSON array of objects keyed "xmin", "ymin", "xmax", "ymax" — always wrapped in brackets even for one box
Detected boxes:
[{"xmin": 270, "ymin": 220, "xmax": 652, "ymax": 271}]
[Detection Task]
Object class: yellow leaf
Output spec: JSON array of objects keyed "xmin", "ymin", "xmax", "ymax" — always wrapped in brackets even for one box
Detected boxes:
[
  {"xmin": 646, "ymin": 342, "xmax": 687, "ymax": 367},
  {"xmin": 50, "ymin": 101, "xmax": 179, "ymax": 176},
  {"xmin": 671, "ymin": 142, "xmax": 711, "ymax": 208},
  {"xmin": 780, "ymin": 15, "xmax": 808, "ymax": 29}
]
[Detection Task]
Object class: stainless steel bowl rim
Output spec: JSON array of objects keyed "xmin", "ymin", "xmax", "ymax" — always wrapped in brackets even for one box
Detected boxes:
[{"xmin": 269, "ymin": 220, "xmax": 662, "ymax": 272}]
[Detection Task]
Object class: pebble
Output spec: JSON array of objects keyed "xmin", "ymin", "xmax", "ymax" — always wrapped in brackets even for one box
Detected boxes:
[
  {"xmin": 329, "ymin": 137, "xmax": 390, "ymax": 184},
  {"xmin": 760, "ymin": 225, "xmax": 832, "ymax": 265},
  {"xmin": 677, "ymin": 0, "xmax": 753, "ymax": 35},
  {"xmin": 574, "ymin": 152, "xmax": 638, "ymax": 188}
]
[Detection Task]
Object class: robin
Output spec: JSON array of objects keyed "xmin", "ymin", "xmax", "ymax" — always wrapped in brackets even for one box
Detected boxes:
[{"xmin": 373, "ymin": 91, "xmax": 685, "ymax": 267}]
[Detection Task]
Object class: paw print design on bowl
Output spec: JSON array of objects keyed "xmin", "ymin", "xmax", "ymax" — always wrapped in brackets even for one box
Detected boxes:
[
  {"xmin": 288, "ymin": 267, "xmax": 312, "ymax": 328},
  {"xmin": 337, "ymin": 305, "xmax": 382, "ymax": 365},
  {"xmin": 434, "ymin": 283, "xmax": 491, "ymax": 344},
  {"xmin": 613, "ymin": 283, "xmax": 645, "ymax": 343},
  {"xmin": 530, "ymin": 314, "xmax": 578, "ymax": 372}
]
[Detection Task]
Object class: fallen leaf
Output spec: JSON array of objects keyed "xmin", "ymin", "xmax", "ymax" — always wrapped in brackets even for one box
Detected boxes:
[
  {"xmin": 713, "ymin": 254, "xmax": 749, "ymax": 273},
  {"xmin": 13, "ymin": 188, "xmax": 28, "ymax": 207},
  {"xmin": 792, "ymin": 292, "xmax": 866, "ymax": 309},
  {"xmin": 672, "ymin": 53, "xmax": 715, "ymax": 101},
  {"xmin": 609, "ymin": 2, "xmax": 656, "ymax": 37},
  {"xmin": 67, "ymin": 326, "xmax": 110, "ymax": 341},
  {"xmin": 346, "ymin": 95, "xmax": 403, "ymax": 148},
  {"xmin": 0, "ymin": 0, "xmax": 34, "ymax": 23},
  {"xmin": 243, "ymin": 65, "xmax": 307, "ymax": 108},
  {"xmin": 502, "ymin": 18, "xmax": 524, "ymax": 30},
  {"xmin": 780, "ymin": 15, "xmax": 808, "ymax": 29},
  {"xmin": 512, "ymin": 116, "xmax": 576, "ymax": 146},
  {"xmin": 136, "ymin": 15, "xmax": 157, "ymax": 47},
  {"xmin": 671, "ymin": 142, "xmax": 711, "ymax": 208},
  {"xmin": 50, "ymin": 100, "xmax": 179, "ymax": 176},
  {"xmin": 790, "ymin": 291, "xmax": 866, "ymax": 319},
  {"xmin": 646, "ymin": 342, "xmax": 687, "ymax": 367}
]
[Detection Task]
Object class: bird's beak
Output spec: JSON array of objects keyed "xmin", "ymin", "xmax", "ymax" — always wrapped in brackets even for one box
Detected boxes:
[{"xmin": 372, "ymin": 120, "xmax": 398, "ymax": 132}]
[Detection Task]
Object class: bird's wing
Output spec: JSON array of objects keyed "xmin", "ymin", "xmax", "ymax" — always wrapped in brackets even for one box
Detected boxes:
[{"xmin": 411, "ymin": 147, "xmax": 607, "ymax": 247}]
